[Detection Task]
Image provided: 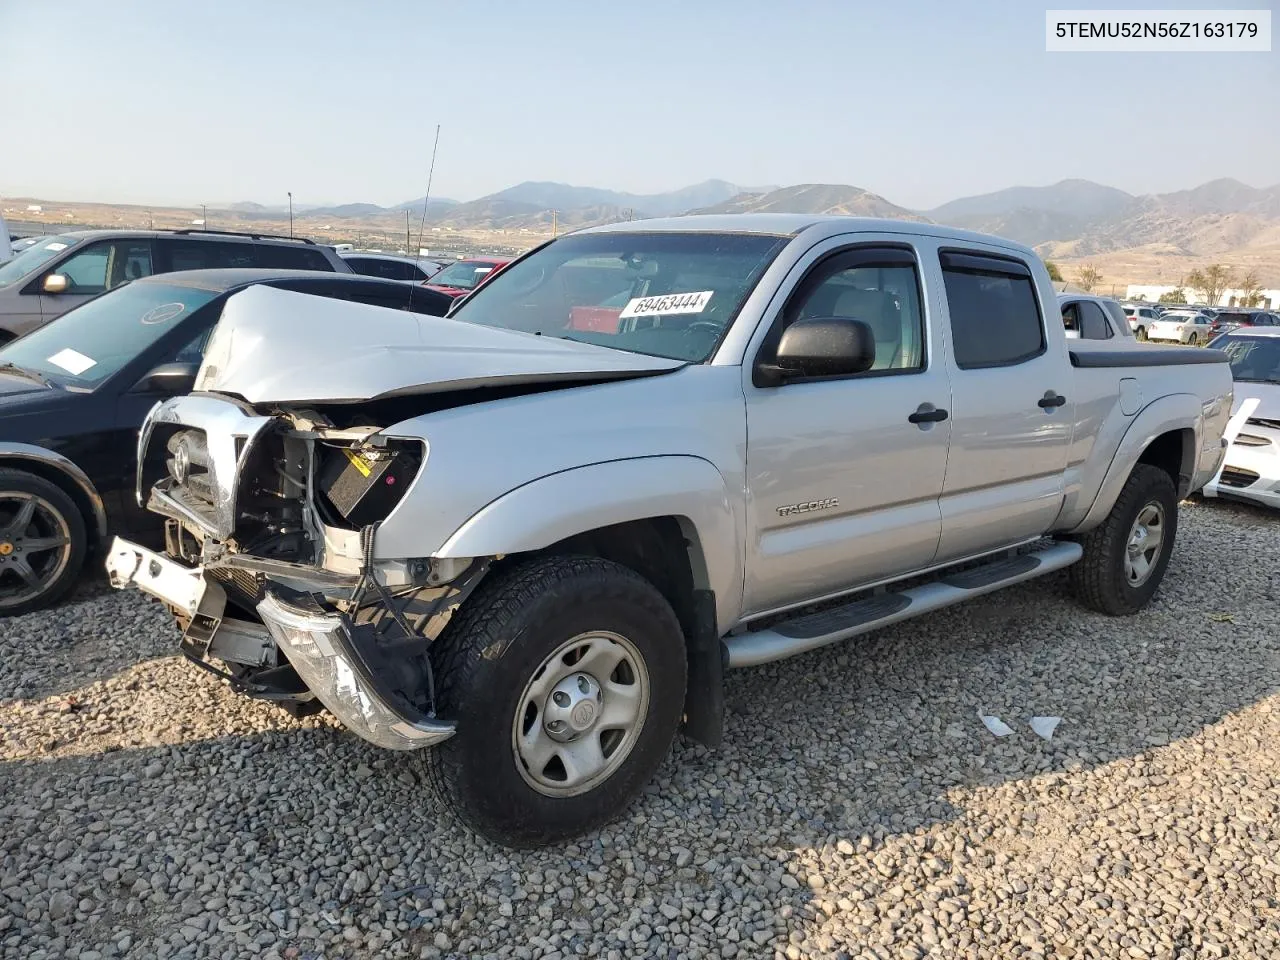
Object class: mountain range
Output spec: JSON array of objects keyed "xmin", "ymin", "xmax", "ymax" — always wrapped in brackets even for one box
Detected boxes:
[{"xmin": 228, "ymin": 174, "xmax": 1280, "ymax": 284}]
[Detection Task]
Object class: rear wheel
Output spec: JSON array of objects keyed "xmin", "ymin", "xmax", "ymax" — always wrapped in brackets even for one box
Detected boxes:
[
  {"xmin": 424, "ymin": 555, "xmax": 688, "ymax": 847},
  {"xmin": 1069, "ymin": 464, "xmax": 1177, "ymax": 616},
  {"xmin": 1187, "ymin": 332, "xmax": 1199, "ymax": 346},
  {"xmin": 0, "ymin": 469, "xmax": 86, "ymax": 617}
]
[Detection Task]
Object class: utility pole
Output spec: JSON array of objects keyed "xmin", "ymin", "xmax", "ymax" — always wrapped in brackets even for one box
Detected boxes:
[
  {"xmin": 552, "ymin": 209, "xmax": 558, "ymax": 237},
  {"xmin": 406, "ymin": 210, "xmax": 411, "ymax": 254},
  {"xmin": 201, "ymin": 204, "xmax": 207, "ymax": 229},
  {"xmin": 288, "ymin": 192, "xmax": 293, "ymax": 238}
]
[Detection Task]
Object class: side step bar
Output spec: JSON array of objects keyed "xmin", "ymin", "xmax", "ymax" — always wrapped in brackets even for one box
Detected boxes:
[{"xmin": 724, "ymin": 540, "xmax": 1083, "ymax": 668}]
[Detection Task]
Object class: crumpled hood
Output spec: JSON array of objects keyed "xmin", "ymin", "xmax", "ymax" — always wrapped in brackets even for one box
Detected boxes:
[
  {"xmin": 1232, "ymin": 380, "xmax": 1280, "ymax": 421},
  {"xmin": 194, "ymin": 285, "xmax": 685, "ymax": 404}
]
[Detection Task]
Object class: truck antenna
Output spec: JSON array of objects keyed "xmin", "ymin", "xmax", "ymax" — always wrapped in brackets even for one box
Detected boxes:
[{"xmin": 408, "ymin": 124, "xmax": 442, "ymax": 316}]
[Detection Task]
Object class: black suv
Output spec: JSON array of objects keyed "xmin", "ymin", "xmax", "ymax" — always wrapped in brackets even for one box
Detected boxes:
[
  {"xmin": 1208, "ymin": 309, "xmax": 1279, "ymax": 338},
  {"xmin": 0, "ymin": 228, "xmax": 351, "ymax": 343}
]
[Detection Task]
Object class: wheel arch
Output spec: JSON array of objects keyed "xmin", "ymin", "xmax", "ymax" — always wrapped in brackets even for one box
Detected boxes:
[
  {"xmin": 1069, "ymin": 394, "xmax": 1201, "ymax": 534},
  {"xmin": 0, "ymin": 443, "xmax": 110, "ymax": 549},
  {"xmin": 432, "ymin": 456, "xmax": 743, "ymax": 634}
]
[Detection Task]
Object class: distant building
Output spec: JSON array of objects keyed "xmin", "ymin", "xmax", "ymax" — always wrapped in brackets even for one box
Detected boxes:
[
  {"xmin": 1126, "ymin": 284, "xmax": 1278, "ymax": 308},
  {"xmin": 25, "ymin": 204, "xmax": 41, "ymax": 213}
]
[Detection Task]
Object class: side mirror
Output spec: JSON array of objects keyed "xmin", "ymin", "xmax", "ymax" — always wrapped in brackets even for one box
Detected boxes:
[
  {"xmin": 132, "ymin": 361, "xmax": 199, "ymax": 396},
  {"xmin": 756, "ymin": 316, "xmax": 877, "ymax": 386},
  {"xmin": 42, "ymin": 274, "xmax": 70, "ymax": 294}
]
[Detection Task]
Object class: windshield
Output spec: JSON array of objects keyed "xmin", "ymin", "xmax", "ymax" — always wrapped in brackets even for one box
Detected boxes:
[
  {"xmin": 430, "ymin": 260, "xmax": 499, "ymax": 290},
  {"xmin": 1212, "ymin": 335, "xmax": 1280, "ymax": 383},
  {"xmin": 450, "ymin": 231, "xmax": 788, "ymax": 362},
  {"xmin": 0, "ymin": 236, "xmax": 78, "ymax": 288},
  {"xmin": 0, "ymin": 283, "xmax": 219, "ymax": 388}
]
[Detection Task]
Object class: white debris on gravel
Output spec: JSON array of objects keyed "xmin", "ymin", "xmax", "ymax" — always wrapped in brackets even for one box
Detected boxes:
[{"xmin": 2, "ymin": 500, "xmax": 1278, "ymax": 959}]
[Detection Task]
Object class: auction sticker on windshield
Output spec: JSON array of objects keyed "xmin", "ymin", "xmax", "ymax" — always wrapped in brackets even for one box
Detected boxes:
[
  {"xmin": 619, "ymin": 290, "xmax": 714, "ymax": 319},
  {"xmin": 46, "ymin": 348, "xmax": 97, "ymax": 376},
  {"xmin": 141, "ymin": 302, "xmax": 187, "ymax": 325}
]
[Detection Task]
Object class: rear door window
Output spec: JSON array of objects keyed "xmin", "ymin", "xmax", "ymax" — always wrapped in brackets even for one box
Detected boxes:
[
  {"xmin": 940, "ymin": 252, "xmax": 1045, "ymax": 368},
  {"xmin": 158, "ymin": 238, "xmax": 256, "ymax": 271},
  {"xmin": 1078, "ymin": 301, "xmax": 1113, "ymax": 339}
]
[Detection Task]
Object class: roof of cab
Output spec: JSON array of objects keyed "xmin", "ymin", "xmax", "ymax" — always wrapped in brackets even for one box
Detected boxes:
[{"xmin": 578, "ymin": 214, "xmax": 1040, "ymax": 257}]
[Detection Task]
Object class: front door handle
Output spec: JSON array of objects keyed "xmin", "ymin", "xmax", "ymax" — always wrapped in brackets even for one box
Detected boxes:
[
  {"xmin": 908, "ymin": 403, "xmax": 949, "ymax": 425},
  {"xmin": 1038, "ymin": 391, "xmax": 1068, "ymax": 409}
]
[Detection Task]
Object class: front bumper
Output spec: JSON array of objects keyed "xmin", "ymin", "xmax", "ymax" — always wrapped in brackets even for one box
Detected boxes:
[
  {"xmin": 1204, "ymin": 430, "xmax": 1280, "ymax": 509},
  {"xmin": 105, "ymin": 537, "xmax": 455, "ymax": 750}
]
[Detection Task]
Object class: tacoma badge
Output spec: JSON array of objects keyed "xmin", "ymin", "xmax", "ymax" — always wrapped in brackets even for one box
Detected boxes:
[{"xmin": 777, "ymin": 498, "xmax": 839, "ymax": 517}]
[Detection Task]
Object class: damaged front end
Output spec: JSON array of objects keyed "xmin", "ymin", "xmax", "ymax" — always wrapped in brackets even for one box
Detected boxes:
[{"xmin": 107, "ymin": 393, "xmax": 488, "ymax": 750}]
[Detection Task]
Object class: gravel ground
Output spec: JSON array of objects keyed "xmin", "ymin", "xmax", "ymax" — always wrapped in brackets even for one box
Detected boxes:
[{"xmin": 2, "ymin": 499, "xmax": 1278, "ymax": 960}]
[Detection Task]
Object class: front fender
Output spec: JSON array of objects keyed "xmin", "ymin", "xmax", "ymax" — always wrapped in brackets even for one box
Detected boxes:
[
  {"xmin": 1069, "ymin": 393, "xmax": 1202, "ymax": 534},
  {"xmin": 0, "ymin": 442, "xmax": 109, "ymax": 541},
  {"xmin": 434, "ymin": 456, "xmax": 743, "ymax": 631}
]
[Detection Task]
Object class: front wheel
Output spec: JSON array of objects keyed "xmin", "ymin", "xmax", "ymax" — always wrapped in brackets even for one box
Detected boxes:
[
  {"xmin": 424, "ymin": 555, "xmax": 688, "ymax": 847},
  {"xmin": 1069, "ymin": 464, "xmax": 1178, "ymax": 616}
]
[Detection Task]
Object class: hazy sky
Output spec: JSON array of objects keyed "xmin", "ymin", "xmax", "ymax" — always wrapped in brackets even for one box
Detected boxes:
[{"xmin": 2, "ymin": 0, "xmax": 1276, "ymax": 210}]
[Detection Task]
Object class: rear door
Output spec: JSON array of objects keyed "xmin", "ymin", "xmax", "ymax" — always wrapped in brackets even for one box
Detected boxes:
[
  {"xmin": 742, "ymin": 238, "xmax": 952, "ymax": 615},
  {"xmin": 933, "ymin": 248, "xmax": 1074, "ymax": 562}
]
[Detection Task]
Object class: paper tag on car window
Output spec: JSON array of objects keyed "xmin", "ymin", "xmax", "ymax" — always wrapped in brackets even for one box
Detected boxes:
[
  {"xmin": 46, "ymin": 348, "xmax": 97, "ymax": 375},
  {"xmin": 45, "ymin": 242, "xmax": 68, "ymax": 252},
  {"xmin": 619, "ymin": 290, "xmax": 713, "ymax": 319}
]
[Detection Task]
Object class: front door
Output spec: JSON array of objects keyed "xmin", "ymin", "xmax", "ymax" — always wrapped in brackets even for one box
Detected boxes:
[
  {"xmin": 742, "ymin": 243, "xmax": 952, "ymax": 616},
  {"xmin": 40, "ymin": 239, "xmax": 155, "ymax": 322},
  {"xmin": 933, "ymin": 249, "xmax": 1074, "ymax": 562}
]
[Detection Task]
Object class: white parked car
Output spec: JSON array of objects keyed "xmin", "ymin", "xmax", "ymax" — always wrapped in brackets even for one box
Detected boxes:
[
  {"xmin": 1121, "ymin": 304, "xmax": 1161, "ymax": 340},
  {"xmin": 1204, "ymin": 327, "xmax": 1280, "ymax": 509},
  {"xmin": 1147, "ymin": 310, "xmax": 1214, "ymax": 345}
]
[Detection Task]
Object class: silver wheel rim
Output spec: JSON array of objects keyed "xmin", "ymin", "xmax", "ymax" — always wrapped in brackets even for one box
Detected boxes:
[
  {"xmin": 1124, "ymin": 501, "xmax": 1165, "ymax": 587},
  {"xmin": 511, "ymin": 630, "xmax": 650, "ymax": 797},
  {"xmin": 0, "ymin": 492, "xmax": 73, "ymax": 610}
]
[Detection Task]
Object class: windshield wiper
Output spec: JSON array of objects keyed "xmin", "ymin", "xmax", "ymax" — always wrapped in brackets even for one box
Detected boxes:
[{"xmin": 0, "ymin": 362, "xmax": 56, "ymax": 387}]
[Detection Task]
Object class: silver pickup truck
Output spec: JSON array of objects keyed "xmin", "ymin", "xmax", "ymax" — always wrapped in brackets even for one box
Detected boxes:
[{"xmin": 106, "ymin": 215, "xmax": 1233, "ymax": 846}]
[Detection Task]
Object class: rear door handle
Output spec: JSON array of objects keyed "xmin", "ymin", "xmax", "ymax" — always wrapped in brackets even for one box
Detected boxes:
[
  {"xmin": 908, "ymin": 403, "xmax": 949, "ymax": 424},
  {"xmin": 1038, "ymin": 391, "xmax": 1067, "ymax": 409}
]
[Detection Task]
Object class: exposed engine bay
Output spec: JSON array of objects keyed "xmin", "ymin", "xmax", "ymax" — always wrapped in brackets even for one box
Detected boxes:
[{"xmin": 133, "ymin": 398, "xmax": 487, "ymax": 731}]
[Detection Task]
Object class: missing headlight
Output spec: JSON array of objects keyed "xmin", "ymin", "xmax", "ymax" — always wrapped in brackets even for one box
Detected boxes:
[{"xmin": 318, "ymin": 439, "xmax": 422, "ymax": 528}]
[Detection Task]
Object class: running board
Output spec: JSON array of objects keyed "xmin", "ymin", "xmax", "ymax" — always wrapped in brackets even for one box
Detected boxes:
[{"xmin": 724, "ymin": 540, "xmax": 1083, "ymax": 669}]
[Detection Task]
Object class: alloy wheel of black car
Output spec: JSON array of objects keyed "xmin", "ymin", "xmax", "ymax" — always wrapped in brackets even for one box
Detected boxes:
[{"xmin": 0, "ymin": 469, "xmax": 87, "ymax": 616}]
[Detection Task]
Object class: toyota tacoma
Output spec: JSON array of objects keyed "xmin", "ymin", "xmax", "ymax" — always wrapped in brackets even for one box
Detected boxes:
[{"xmin": 106, "ymin": 215, "xmax": 1234, "ymax": 846}]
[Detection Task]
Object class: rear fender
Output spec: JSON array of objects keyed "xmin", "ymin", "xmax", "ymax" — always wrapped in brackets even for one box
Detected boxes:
[
  {"xmin": 1069, "ymin": 394, "xmax": 1201, "ymax": 533},
  {"xmin": 433, "ymin": 456, "xmax": 743, "ymax": 631}
]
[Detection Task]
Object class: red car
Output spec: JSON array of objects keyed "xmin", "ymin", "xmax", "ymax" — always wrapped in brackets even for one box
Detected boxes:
[{"xmin": 422, "ymin": 257, "xmax": 510, "ymax": 299}]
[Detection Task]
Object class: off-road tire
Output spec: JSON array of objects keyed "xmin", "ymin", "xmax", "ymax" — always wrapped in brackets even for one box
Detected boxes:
[
  {"xmin": 424, "ymin": 555, "xmax": 687, "ymax": 847},
  {"xmin": 1069, "ymin": 464, "xmax": 1177, "ymax": 616},
  {"xmin": 0, "ymin": 468, "xmax": 87, "ymax": 617}
]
